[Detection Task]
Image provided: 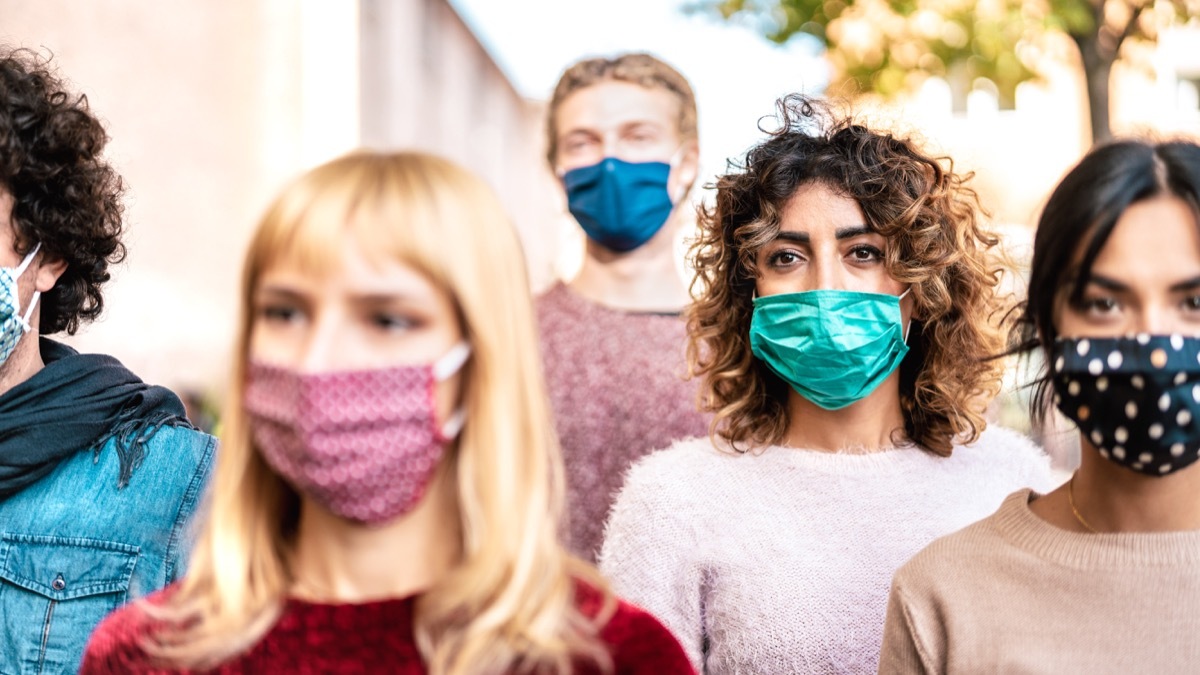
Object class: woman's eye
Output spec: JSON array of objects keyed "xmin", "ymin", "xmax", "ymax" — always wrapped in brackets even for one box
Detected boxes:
[
  {"xmin": 767, "ymin": 250, "xmax": 802, "ymax": 268},
  {"xmin": 258, "ymin": 305, "xmax": 302, "ymax": 324},
  {"xmin": 848, "ymin": 245, "xmax": 883, "ymax": 262},
  {"xmin": 1081, "ymin": 297, "xmax": 1119, "ymax": 315},
  {"xmin": 1183, "ymin": 296, "xmax": 1200, "ymax": 311},
  {"xmin": 373, "ymin": 313, "xmax": 417, "ymax": 331}
]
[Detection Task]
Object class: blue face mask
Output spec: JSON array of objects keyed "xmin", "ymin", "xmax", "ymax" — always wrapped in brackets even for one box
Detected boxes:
[
  {"xmin": 749, "ymin": 289, "xmax": 911, "ymax": 410},
  {"xmin": 561, "ymin": 157, "xmax": 675, "ymax": 253}
]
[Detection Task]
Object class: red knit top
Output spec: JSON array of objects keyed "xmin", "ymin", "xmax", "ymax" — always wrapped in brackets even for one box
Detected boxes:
[{"xmin": 79, "ymin": 583, "xmax": 694, "ymax": 674}]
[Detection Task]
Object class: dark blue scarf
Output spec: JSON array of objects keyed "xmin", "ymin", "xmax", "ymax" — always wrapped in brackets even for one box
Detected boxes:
[{"xmin": 0, "ymin": 338, "xmax": 195, "ymax": 498}]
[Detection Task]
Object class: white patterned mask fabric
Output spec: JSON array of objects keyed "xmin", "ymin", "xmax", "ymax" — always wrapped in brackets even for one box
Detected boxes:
[
  {"xmin": 243, "ymin": 342, "xmax": 470, "ymax": 525},
  {"xmin": 0, "ymin": 243, "xmax": 42, "ymax": 367},
  {"xmin": 1052, "ymin": 335, "xmax": 1200, "ymax": 476}
]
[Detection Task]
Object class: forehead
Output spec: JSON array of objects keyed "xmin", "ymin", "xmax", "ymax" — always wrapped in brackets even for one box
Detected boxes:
[
  {"xmin": 1087, "ymin": 195, "xmax": 1200, "ymax": 279},
  {"xmin": 779, "ymin": 182, "xmax": 868, "ymax": 232},
  {"xmin": 256, "ymin": 228, "xmax": 442, "ymax": 302},
  {"xmin": 555, "ymin": 80, "xmax": 681, "ymax": 137}
]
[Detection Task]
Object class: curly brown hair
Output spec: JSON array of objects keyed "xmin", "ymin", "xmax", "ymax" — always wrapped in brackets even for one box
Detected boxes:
[
  {"xmin": 687, "ymin": 96, "xmax": 1008, "ymax": 456},
  {"xmin": 545, "ymin": 52, "xmax": 697, "ymax": 169},
  {"xmin": 0, "ymin": 48, "xmax": 125, "ymax": 335}
]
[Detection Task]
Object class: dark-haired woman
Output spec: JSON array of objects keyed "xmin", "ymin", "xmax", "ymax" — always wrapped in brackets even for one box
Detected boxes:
[
  {"xmin": 879, "ymin": 139, "xmax": 1200, "ymax": 674},
  {"xmin": 598, "ymin": 97, "xmax": 1052, "ymax": 674}
]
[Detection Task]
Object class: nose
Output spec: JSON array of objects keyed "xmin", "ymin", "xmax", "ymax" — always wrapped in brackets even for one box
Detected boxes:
[
  {"xmin": 297, "ymin": 315, "xmax": 339, "ymax": 374},
  {"xmin": 1135, "ymin": 304, "xmax": 1188, "ymax": 336},
  {"xmin": 812, "ymin": 256, "xmax": 846, "ymax": 292}
]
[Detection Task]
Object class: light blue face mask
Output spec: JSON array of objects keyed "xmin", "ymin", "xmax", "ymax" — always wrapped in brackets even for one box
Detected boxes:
[
  {"xmin": 749, "ymin": 288, "xmax": 911, "ymax": 410},
  {"xmin": 0, "ymin": 243, "xmax": 42, "ymax": 367},
  {"xmin": 561, "ymin": 156, "xmax": 675, "ymax": 253}
]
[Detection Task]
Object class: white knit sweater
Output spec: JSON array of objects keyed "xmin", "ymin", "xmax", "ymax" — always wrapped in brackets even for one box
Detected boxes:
[{"xmin": 599, "ymin": 426, "xmax": 1054, "ymax": 674}]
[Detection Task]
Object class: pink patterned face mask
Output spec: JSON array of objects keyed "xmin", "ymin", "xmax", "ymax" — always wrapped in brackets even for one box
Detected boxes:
[{"xmin": 243, "ymin": 343, "xmax": 470, "ymax": 525}]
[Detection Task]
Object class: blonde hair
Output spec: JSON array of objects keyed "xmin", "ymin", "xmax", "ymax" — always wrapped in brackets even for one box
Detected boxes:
[
  {"xmin": 545, "ymin": 52, "xmax": 698, "ymax": 168},
  {"xmin": 145, "ymin": 151, "xmax": 614, "ymax": 672}
]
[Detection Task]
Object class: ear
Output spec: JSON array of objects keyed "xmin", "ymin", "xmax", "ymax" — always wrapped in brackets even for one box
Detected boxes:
[
  {"xmin": 668, "ymin": 139, "xmax": 700, "ymax": 203},
  {"xmin": 34, "ymin": 253, "xmax": 67, "ymax": 293},
  {"xmin": 902, "ymin": 286, "xmax": 926, "ymax": 323}
]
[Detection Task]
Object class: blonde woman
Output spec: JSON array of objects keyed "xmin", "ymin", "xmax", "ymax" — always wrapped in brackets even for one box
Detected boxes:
[
  {"xmin": 599, "ymin": 97, "xmax": 1053, "ymax": 673},
  {"xmin": 80, "ymin": 152, "xmax": 693, "ymax": 674}
]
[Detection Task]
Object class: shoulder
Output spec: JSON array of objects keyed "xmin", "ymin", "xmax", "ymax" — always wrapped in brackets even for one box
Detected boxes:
[
  {"xmin": 575, "ymin": 583, "xmax": 694, "ymax": 674},
  {"xmin": 122, "ymin": 425, "xmax": 217, "ymax": 492},
  {"xmin": 890, "ymin": 494, "xmax": 1015, "ymax": 595},
  {"xmin": 105, "ymin": 424, "xmax": 217, "ymax": 507},
  {"xmin": 534, "ymin": 283, "xmax": 576, "ymax": 322},
  {"xmin": 950, "ymin": 425, "xmax": 1050, "ymax": 473},
  {"xmin": 142, "ymin": 425, "xmax": 217, "ymax": 463},
  {"xmin": 80, "ymin": 586, "xmax": 175, "ymax": 673},
  {"xmin": 618, "ymin": 436, "xmax": 732, "ymax": 501}
]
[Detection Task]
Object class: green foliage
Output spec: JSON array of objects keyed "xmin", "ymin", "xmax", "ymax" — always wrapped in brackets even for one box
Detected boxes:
[{"xmin": 690, "ymin": 0, "xmax": 1191, "ymax": 109}]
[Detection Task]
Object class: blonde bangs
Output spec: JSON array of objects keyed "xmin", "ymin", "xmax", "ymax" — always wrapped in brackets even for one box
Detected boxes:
[{"xmin": 245, "ymin": 154, "xmax": 457, "ymax": 298}]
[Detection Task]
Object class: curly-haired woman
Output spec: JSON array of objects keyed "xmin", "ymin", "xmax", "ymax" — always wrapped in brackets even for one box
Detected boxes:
[{"xmin": 599, "ymin": 97, "xmax": 1053, "ymax": 674}]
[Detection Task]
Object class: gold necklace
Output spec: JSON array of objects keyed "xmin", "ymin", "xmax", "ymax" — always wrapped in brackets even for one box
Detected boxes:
[{"xmin": 1067, "ymin": 473, "xmax": 1098, "ymax": 534}]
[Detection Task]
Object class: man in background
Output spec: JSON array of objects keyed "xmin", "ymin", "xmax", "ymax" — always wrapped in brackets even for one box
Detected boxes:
[{"xmin": 537, "ymin": 53, "xmax": 709, "ymax": 562}]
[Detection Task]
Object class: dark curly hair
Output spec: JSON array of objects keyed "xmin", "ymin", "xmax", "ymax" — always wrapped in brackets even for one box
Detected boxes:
[
  {"xmin": 0, "ymin": 48, "xmax": 125, "ymax": 335},
  {"xmin": 687, "ymin": 95, "xmax": 1008, "ymax": 456}
]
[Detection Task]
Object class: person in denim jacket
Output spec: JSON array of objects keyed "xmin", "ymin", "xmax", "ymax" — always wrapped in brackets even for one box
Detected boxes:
[{"xmin": 0, "ymin": 49, "xmax": 216, "ymax": 674}]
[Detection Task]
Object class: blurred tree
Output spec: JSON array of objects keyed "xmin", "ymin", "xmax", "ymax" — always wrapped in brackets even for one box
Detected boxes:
[{"xmin": 692, "ymin": 0, "xmax": 1198, "ymax": 144}]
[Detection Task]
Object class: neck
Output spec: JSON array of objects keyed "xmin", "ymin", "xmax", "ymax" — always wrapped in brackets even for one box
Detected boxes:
[
  {"xmin": 0, "ymin": 330, "xmax": 42, "ymax": 398},
  {"xmin": 289, "ymin": 467, "xmax": 462, "ymax": 603},
  {"xmin": 568, "ymin": 214, "xmax": 688, "ymax": 313},
  {"xmin": 1067, "ymin": 447, "xmax": 1200, "ymax": 533},
  {"xmin": 782, "ymin": 372, "xmax": 907, "ymax": 452}
]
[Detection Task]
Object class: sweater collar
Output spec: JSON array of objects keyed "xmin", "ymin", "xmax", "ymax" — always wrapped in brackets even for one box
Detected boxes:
[{"xmin": 992, "ymin": 488, "xmax": 1200, "ymax": 569}]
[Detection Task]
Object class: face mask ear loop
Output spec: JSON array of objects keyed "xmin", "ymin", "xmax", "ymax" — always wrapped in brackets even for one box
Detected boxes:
[
  {"xmin": 666, "ymin": 144, "xmax": 690, "ymax": 206},
  {"xmin": 13, "ymin": 242, "xmax": 41, "ymax": 278},
  {"xmin": 11, "ymin": 243, "xmax": 43, "ymax": 333},
  {"xmin": 17, "ymin": 291, "xmax": 40, "ymax": 333},
  {"xmin": 432, "ymin": 342, "xmax": 472, "ymax": 442},
  {"xmin": 433, "ymin": 342, "xmax": 471, "ymax": 381},
  {"xmin": 898, "ymin": 286, "xmax": 913, "ymax": 344}
]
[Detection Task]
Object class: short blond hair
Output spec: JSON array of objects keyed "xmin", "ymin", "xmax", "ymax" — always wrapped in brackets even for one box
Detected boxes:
[{"xmin": 545, "ymin": 52, "xmax": 698, "ymax": 168}]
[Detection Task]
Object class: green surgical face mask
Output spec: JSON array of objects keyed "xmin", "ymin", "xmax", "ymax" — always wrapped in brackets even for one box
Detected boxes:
[{"xmin": 749, "ymin": 289, "xmax": 911, "ymax": 410}]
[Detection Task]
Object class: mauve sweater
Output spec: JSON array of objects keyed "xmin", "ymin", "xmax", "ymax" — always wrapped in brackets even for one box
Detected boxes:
[
  {"xmin": 536, "ymin": 283, "xmax": 709, "ymax": 562},
  {"xmin": 79, "ymin": 582, "xmax": 695, "ymax": 674}
]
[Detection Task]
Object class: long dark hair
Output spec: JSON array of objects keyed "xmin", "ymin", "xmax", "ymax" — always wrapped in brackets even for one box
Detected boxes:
[{"xmin": 1016, "ymin": 139, "xmax": 1200, "ymax": 424}]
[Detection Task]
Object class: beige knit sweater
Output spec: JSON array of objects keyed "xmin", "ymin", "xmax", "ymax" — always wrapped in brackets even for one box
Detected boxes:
[{"xmin": 880, "ymin": 489, "xmax": 1200, "ymax": 674}]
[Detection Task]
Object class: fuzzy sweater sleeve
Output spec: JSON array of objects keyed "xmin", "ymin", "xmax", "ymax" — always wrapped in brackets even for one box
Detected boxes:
[{"xmin": 599, "ymin": 448, "xmax": 707, "ymax": 672}]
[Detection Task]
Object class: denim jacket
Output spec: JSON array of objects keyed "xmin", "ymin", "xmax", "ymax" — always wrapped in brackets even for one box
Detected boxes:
[{"xmin": 0, "ymin": 425, "xmax": 216, "ymax": 674}]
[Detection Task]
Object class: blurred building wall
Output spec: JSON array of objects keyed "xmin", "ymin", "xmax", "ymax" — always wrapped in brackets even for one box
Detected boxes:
[{"xmin": 0, "ymin": 0, "xmax": 561, "ymax": 402}]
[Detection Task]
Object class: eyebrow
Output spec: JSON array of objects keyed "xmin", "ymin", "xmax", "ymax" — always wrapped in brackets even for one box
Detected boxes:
[
  {"xmin": 1170, "ymin": 276, "xmax": 1200, "ymax": 292},
  {"xmin": 1083, "ymin": 274, "xmax": 1200, "ymax": 293},
  {"xmin": 773, "ymin": 225, "xmax": 874, "ymax": 244}
]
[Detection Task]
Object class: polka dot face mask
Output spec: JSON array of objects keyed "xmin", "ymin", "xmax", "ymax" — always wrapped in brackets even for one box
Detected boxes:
[
  {"xmin": 1052, "ymin": 335, "xmax": 1200, "ymax": 476},
  {"xmin": 243, "ymin": 343, "xmax": 470, "ymax": 525}
]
